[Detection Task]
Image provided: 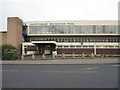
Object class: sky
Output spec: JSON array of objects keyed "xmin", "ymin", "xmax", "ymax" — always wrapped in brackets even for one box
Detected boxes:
[{"xmin": 0, "ymin": 0, "xmax": 119, "ymax": 30}]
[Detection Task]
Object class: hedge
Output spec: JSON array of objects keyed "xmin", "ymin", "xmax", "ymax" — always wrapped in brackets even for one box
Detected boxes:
[{"xmin": 1, "ymin": 45, "xmax": 21, "ymax": 60}]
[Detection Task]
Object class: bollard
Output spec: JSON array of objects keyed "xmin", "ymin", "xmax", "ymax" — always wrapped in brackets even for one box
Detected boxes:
[
  {"xmin": 52, "ymin": 54, "xmax": 55, "ymax": 59},
  {"xmin": 21, "ymin": 54, "xmax": 24, "ymax": 60},
  {"xmin": 102, "ymin": 55, "xmax": 104, "ymax": 58},
  {"xmin": 82, "ymin": 53, "xmax": 85, "ymax": 59},
  {"xmin": 32, "ymin": 54, "xmax": 35, "ymax": 60},
  {"xmin": 72, "ymin": 53, "xmax": 75, "ymax": 58},
  {"xmin": 62, "ymin": 53, "xmax": 65, "ymax": 59},
  {"xmin": 91, "ymin": 53, "xmax": 94, "ymax": 59},
  {"xmin": 42, "ymin": 54, "xmax": 46, "ymax": 60}
]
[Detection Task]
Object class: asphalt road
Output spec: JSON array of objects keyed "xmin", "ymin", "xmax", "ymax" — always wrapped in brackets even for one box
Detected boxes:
[{"xmin": 2, "ymin": 64, "xmax": 119, "ymax": 88}]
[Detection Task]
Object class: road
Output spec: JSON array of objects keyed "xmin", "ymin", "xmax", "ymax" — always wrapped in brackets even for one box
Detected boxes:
[{"xmin": 2, "ymin": 64, "xmax": 119, "ymax": 88}]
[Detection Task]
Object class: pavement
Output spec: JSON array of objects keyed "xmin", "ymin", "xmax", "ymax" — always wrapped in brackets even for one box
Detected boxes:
[{"xmin": 1, "ymin": 58, "xmax": 119, "ymax": 65}]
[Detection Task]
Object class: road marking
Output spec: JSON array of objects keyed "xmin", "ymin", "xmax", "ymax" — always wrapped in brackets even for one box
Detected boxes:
[
  {"xmin": 72, "ymin": 67, "xmax": 99, "ymax": 70},
  {"xmin": 83, "ymin": 67, "xmax": 99, "ymax": 70},
  {"xmin": 44, "ymin": 71, "xmax": 98, "ymax": 73},
  {"xmin": 112, "ymin": 65, "xmax": 119, "ymax": 67},
  {"xmin": 0, "ymin": 70, "xmax": 18, "ymax": 72}
]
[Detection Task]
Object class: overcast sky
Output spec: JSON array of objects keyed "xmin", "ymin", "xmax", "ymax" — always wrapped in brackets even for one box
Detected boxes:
[{"xmin": 0, "ymin": 0, "xmax": 119, "ymax": 30}]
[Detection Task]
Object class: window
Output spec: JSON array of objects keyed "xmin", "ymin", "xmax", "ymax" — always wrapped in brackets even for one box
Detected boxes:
[
  {"xmin": 89, "ymin": 46, "xmax": 94, "ymax": 48},
  {"xmin": 70, "ymin": 46, "xmax": 75, "ymax": 48},
  {"xmin": 55, "ymin": 39, "xmax": 58, "ymax": 42},
  {"xmin": 64, "ymin": 46, "xmax": 69, "ymax": 48},
  {"xmin": 108, "ymin": 39, "xmax": 111, "ymax": 42},
  {"xmin": 58, "ymin": 46, "xmax": 62, "ymax": 48},
  {"xmin": 109, "ymin": 46, "xmax": 114, "ymax": 48},
  {"xmin": 105, "ymin": 26, "xmax": 118, "ymax": 34},
  {"xmin": 95, "ymin": 26, "xmax": 103, "ymax": 34},
  {"xmin": 59, "ymin": 39, "xmax": 62, "ymax": 42},
  {"xmin": 29, "ymin": 25, "xmax": 118, "ymax": 34},
  {"xmin": 117, "ymin": 38, "xmax": 120, "ymax": 42},
  {"xmin": 76, "ymin": 46, "xmax": 81, "ymax": 48},
  {"xmin": 83, "ymin": 46, "xmax": 88, "ymax": 48}
]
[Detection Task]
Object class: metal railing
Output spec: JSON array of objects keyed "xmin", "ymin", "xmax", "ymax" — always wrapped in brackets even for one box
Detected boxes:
[{"xmin": 21, "ymin": 53, "xmax": 120, "ymax": 60}]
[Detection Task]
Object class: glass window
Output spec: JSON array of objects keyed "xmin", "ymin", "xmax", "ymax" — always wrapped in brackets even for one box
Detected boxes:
[
  {"xmin": 109, "ymin": 46, "xmax": 114, "ymax": 48},
  {"xmin": 81, "ymin": 26, "xmax": 93, "ymax": 34},
  {"xmin": 105, "ymin": 26, "xmax": 118, "ymax": 34},
  {"xmin": 28, "ymin": 25, "xmax": 118, "ymax": 34},
  {"xmin": 58, "ymin": 46, "xmax": 62, "ymax": 48},
  {"xmin": 83, "ymin": 46, "xmax": 88, "ymax": 48},
  {"xmin": 89, "ymin": 46, "xmax": 94, "ymax": 48},
  {"xmin": 64, "ymin": 46, "xmax": 69, "ymax": 48},
  {"xmin": 59, "ymin": 39, "xmax": 62, "ymax": 42},
  {"xmin": 108, "ymin": 38, "xmax": 111, "ymax": 42},
  {"xmin": 70, "ymin": 46, "xmax": 75, "ymax": 48},
  {"xmin": 76, "ymin": 46, "xmax": 81, "ymax": 48},
  {"xmin": 117, "ymin": 38, "xmax": 120, "ymax": 42},
  {"xmin": 95, "ymin": 26, "xmax": 103, "ymax": 34}
]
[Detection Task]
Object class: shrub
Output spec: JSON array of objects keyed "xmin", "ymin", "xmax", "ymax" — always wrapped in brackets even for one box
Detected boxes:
[{"xmin": 1, "ymin": 45, "xmax": 21, "ymax": 60}]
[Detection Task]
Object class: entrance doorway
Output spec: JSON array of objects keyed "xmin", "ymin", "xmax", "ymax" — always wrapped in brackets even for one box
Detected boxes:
[
  {"xmin": 44, "ymin": 45, "xmax": 51, "ymax": 54},
  {"xmin": 34, "ymin": 43, "xmax": 56, "ymax": 55}
]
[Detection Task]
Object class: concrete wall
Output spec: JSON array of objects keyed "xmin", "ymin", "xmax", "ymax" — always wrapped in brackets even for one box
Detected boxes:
[
  {"xmin": 0, "ymin": 32, "xmax": 7, "ymax": 45},
  {"xmin": 7, "ymin": 17, "xmax": 23, "ymax": 50}
]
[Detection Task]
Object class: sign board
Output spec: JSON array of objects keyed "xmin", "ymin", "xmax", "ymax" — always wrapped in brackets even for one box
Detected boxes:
[{"xmin": 30, "ymin": 22, "xmax": 74, "ymax": 26}]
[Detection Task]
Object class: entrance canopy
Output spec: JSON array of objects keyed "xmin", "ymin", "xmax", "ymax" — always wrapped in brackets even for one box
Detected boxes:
[
  {"xmin": 31, "ymin": 41, "xmax": 57, "ymax": 54},
  {"xmin": 31, "ymin": 41, "xmax": 57, "ymax": 45}
]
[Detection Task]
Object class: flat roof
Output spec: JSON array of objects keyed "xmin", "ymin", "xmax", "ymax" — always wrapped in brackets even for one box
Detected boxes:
[
  {"xmin": 28, "ymin": 34, "xmax": 119, "ymax": 36},
  {"xmin": 0, "ymin": 30, "xmax": 7, "ymax": 33},
  {"xmin": 32, "ymin": 41, "xmax": 57, "ymax": 45},
  {"xmin": 28, "ymin": 20, "xmax": 118, "ymax": 26}
]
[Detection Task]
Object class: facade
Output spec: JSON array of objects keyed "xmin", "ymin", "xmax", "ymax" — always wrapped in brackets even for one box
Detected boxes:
[
  {"xmin": 0, "ymin": 17, "xmax": 119, "ymax": 56},
  {"xmin": 0, "ymin": 31, "xmax": 7, "ymax": 45},
  {"xmin": 0, "ymin": 17, "xmax": 23, "ymax": 50},
  {"xmin": 22, "ymin": 20, "xmax": 120, "ymax": 56},
  {"xmin": 7, "ymin": 17, "xmax": 23, "ymax": 50}
]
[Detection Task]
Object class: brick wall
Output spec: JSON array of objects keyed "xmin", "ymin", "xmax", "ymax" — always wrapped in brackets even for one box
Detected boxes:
[{"xmin": 57, "ymin": 48, "xmax": 94, "ymax": 54}]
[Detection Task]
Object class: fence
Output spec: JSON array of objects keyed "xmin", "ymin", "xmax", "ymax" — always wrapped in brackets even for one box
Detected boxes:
[{"xmin": 21, "ymin": 53, "xmax": 120, "ymax": 60}]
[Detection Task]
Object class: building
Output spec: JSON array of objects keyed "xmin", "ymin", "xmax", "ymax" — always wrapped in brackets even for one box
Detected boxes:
[
  {"xmin": 0, "ymin": 17, "xmax": 120, "ymax": 57},
  {"xmin": 0, "ymin": 17, "xmax": 23, "ymax": 50},
  {"xmin": 0, "ymin": 30, "xmax": 7, "ymax": 46},
  {"xmin": 22, "ymin": 20, "xmax": 120, "ymax": 56}
]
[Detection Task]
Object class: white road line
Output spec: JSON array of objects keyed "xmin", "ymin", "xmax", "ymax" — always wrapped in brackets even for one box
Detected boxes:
[
  {"xmin": 83, "ymin": 67, "xmax": 99, "ymax": 70},
  {"xmin": 71, "ymin": 67, "xmax": 99, "ymax": 70},
  {"xmin": 44, "ymin": 71, "xmax": 98, "ymax": 73},
  {"xmin": 112, "ymin": 65, "xmax": 119, "ymax": 67},
  {"xmin": 0, "ymin": 70, "xmax": 18, "ymax": 72}
]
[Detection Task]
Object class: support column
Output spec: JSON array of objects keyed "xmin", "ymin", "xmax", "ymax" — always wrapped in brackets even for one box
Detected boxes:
[
  {"xmin": 72, "ymin": 53, "xmax": 75, "ymax": 58},
  {"xmin": 32, "ymin": 54, "xmax": 35, "ymax": 60},
  {"xmin": 94, "ymin": 45, "xmax": 96, "ymax": 55},
  {"xmin": 21, "ymin": 54, "xmax": 24, "ymax": 60},
  {"xmin": 82, "ymin": 53, "xmax": 85, "ymax": 59},
  {"xmin": 52, "ymin": 54, "xmax": 55, "ymax": 59},
  {"xmin": 62, "ymin": 53, "xmax": 65, "ymax": 59},
  {"xmin": 91, "ymin": 53, "xmax": 94, "ymax": 58}
]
